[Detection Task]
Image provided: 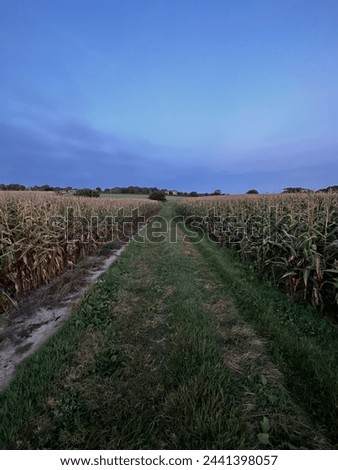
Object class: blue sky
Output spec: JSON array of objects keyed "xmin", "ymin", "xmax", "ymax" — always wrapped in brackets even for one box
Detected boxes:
[{"xmin": 1, "ymin": 0, "xmax": 337, "ymax": 193}]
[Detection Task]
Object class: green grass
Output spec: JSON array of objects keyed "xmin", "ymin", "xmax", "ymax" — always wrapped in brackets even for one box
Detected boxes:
[
  {"xmin": 180, "ymin": 222, "xmax": 338, "ymax": 446},
  {"xmin": 0, "ymin": 204, "xmax": 336, "ymax": 449}
]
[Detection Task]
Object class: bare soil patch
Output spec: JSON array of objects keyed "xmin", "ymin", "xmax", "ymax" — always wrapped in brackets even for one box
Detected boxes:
[{"xmin": 0, "ymin": 244, "xmax": 127, "ymax": 390}]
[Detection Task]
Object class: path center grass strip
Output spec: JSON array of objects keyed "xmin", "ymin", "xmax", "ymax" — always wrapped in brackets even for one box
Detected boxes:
[{"xmin": 0, "ymin": 205, "xmax": 336, "ymax": 449}]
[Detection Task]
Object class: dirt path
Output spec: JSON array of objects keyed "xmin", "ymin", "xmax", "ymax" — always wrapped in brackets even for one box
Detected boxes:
[{"xmin": 0, "ymin": 245, "xmax": 127, "ymax": 390}]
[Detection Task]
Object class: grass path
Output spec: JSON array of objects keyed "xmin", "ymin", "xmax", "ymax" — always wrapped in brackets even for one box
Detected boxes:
[{"xmin": 0, "ymin": 205, "xmax": 337, "ymax": 449}]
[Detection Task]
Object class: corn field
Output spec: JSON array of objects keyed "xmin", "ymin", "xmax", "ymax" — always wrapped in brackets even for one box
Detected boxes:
[
  {"xmin": 177, "ymin": 193, "xmax": 338, "ymax": 317},
  {"xmin": 0, "ymin": 191, "xmax": 158, "ymax": 312}
]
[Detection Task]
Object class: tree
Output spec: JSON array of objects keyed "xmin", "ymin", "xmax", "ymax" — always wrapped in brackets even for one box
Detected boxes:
[
  {"xmin": 149, "ymin": 190, "xmax": 167, "ymax": 202},
  {"xmin": 283, "ymin": 187, "xmax": 310, "ymax": 194},
  {"xmin": 40, "ymin": 185, "xmax": 53, "ymax": 191},
  {"xmin": 75, "ymin": 188, "xmax": 100, "ymax": 197},
  {"xmin": 325, "ymin": 185, "xmax": 338, "ymax": 193},
  {"xmin": 213, "ymin": 189, "xmax": 221, "ymax": 195},
  {"xmin": 2, "ymin": 183, "xmax": 26, "ymax": 191},
  {"xmin": 246, "ymin": 189, "xmax": 259, "ymax": 194},
  {"xmin": 188, "ymin": 191, "xmax": 199, "ymax": 197}
]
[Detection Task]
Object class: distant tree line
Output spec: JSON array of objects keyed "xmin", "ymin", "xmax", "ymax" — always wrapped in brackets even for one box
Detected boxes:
[
  {"xmin": 0, "ymin": 183, "xmax": 29, "ymax": 191},
  {"xmin": 102, "ymin": 186, "xmax": 184, "ymax": 195},
  {"xmin": 2, "ymin": 182, "xmax": 338, "ymax": 196},
  {"xmin": 283, "ymin": 186, "xmax": 338, "ymax": 194},
  {"xmin": 0, "ymin": 183, "xmax": 180, "ymax": 194},
  {"xmin": 0, "ymin": 183, "xmax": 73, "ymax": 192}
]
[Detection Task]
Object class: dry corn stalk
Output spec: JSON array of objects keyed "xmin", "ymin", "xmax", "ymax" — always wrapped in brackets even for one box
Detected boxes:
[
  {"xmin": 177, "ymin": 193, "xmax": 338, "ymax": 316},
  {"xmin": 0, "ymin": 191, "xmax": 158, "ymax": 312}
]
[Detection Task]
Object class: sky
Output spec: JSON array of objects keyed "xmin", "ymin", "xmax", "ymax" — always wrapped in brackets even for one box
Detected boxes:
[{"xmin": 1, "ymin": 0, "xmax": 338, "ymax": 193}]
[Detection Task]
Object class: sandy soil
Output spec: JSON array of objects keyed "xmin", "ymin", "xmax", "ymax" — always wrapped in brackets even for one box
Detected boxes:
[{"xmin": 0, "ymin": 245, "xmax": 127, "ymax": 390}]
